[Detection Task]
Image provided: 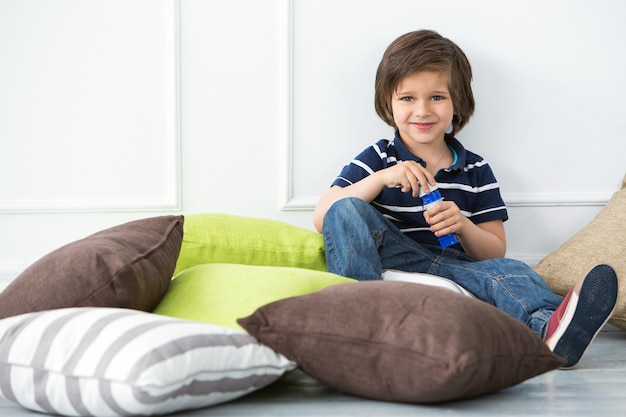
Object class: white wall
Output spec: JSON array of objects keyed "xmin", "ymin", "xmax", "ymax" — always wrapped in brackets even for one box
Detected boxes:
[{"xmin": 1, "ymin": 0, "xmax": 624, "ymax": 289}]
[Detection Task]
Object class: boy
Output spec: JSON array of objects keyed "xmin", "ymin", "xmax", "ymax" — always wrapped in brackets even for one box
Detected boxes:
[{"xmin": 313, "ymin": 29, "xmax": 618, "ymax": 368}]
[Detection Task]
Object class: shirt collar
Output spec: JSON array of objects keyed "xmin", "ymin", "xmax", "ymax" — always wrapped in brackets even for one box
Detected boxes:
[
  {"xmin": 444, "ymin": 134, "xmax": 466, "ymax": 172},
  {"xmin": 392, "ymin": 131, "xmax": 466, "ymax": 172}
]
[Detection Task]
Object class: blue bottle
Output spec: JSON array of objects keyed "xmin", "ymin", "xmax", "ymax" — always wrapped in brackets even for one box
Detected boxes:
[{"xmin": 419, "ymin": 183, "xmax": 459, "ymax": 248}]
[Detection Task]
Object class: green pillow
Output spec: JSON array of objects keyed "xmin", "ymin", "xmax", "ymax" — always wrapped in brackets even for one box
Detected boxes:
[
  {"xmin": 174, "ymin": 213, "xmax": 327, "ymax": 275},
  {"xmin": 153, "ymin": 263, "xmax": 355, "ymax": 331}
]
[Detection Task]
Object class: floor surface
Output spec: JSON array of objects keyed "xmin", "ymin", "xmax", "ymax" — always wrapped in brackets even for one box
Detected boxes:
[{"xmin": 1, "ymin": 326, "xmax": 625, "ymax": 417}]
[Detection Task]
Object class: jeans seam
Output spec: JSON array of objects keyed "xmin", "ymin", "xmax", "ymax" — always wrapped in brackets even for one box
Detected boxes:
[
  {"xmin": 434, "ymin": 261, "xmax": 534, "ymax": 314},
  {"xmin": 323, "ymin": 227, "xmax": 340, "ymax": 274},
  {"xmin": 371, "ymin": 226, "xmax": 386, "ymax": 245},
  {"xmin": 388, "ymin": 233, "xmax": 439, "ymax": 263}
]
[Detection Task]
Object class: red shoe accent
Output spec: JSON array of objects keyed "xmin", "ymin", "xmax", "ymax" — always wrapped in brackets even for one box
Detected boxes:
[{"xmin": 544, "ymin": 287, "xmax": 577, "ymax": 350}]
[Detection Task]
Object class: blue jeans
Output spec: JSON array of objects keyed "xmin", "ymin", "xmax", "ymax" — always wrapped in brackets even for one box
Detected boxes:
[{"xmin": 322, "ymin": 197, "xmax": 562, "ymax": 338}]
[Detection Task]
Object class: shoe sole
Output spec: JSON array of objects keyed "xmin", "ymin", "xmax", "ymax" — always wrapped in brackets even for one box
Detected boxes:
[{"xmin": 550, "ymin": 264, "xmax": 619, "ymax": 369}]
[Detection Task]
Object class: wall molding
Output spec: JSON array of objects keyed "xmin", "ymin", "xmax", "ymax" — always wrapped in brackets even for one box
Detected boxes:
[
  {"xmin": 0, "ymin": 0, "xmax": 182, "ymax": 214},
  {"xmin": 279, "ymin": 0, "xmax": 296, "ymax": 211},
  {"xmin": 278, "ymin": 0, "xmax": 610, "ymax": 211},
  {"xmin": 281, "ymin": 194, "xmax": 611, "ymax": 211},
  {"xmin": 501, "ymin": 192, "xmax": 610, "ymax": 207},
  {"xmin": 0, "ymin": 259, "xmax": 28, "ymax": 292}
]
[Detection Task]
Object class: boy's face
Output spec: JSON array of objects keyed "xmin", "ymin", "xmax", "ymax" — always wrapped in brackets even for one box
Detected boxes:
[{"xmin": 391, "ymin": 71, "xmax": 455, "ymax": 154}]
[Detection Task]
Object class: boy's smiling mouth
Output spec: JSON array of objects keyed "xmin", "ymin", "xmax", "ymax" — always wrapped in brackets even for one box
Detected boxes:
[{"xmin": 413, "ymin": 122, "xmax": 435, "ymax": 130}]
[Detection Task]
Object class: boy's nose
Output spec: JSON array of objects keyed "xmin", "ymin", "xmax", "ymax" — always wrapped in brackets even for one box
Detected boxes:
[{"xmin": 413, "ymin": 101, "xmax": 431, "ymax": 117}]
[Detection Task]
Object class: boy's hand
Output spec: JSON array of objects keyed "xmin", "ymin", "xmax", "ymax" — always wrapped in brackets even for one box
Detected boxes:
[
  {"xmin": 379, "ymin": 161, "xmax": 435, "ymax": 197},
  {"xmin": 423, "ymin": 200, "xmax": 464, "ymax": 237}
]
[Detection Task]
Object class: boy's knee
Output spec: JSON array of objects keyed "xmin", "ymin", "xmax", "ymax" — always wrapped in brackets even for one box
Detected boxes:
[
  {"xmin": 328, "ymin": 197, "xmax": 366, "ymax": 216},
  {"xmin": 324, "ymin": 197, "xmax": 372, "ymax": 231}
]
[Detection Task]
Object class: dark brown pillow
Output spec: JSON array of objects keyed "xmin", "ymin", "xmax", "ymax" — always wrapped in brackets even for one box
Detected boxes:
[
  {"xmin": 0, "ymin": 215, "xmax": 184, "ymax": 319},
  {"xmin": 238, "ymin": 281, "xmax": 565, "ymax": 403}
]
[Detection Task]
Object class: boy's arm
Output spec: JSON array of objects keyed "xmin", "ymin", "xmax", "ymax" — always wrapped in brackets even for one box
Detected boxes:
[
  {"xmin": 313, "ymin": 181, "xmax": 381, "ymax": 234},
  {"xmin": 424, "ymin": 201, "xmax": 506, "ymax": 260},
  {"xmin": 457, "ymin": 218, "xmax": 506, "ymax": 260},
  {"xmin": 313, "ymin": 161, "xmax": 434, "ymax": 233}
]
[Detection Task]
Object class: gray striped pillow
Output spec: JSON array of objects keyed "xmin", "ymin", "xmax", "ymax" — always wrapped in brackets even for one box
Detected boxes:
[{"xmin": 0, "ymin": 307, "xmax": 296, "ymax": 416}]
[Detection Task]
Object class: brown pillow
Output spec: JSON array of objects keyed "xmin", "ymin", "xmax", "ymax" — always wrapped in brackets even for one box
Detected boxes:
[
  {"xmin": 238, "ymin": 281, "xmax": 565, "ymax": 403},
  {"xmin": 534, "ymin": 174, "xmax": 626, "ymax": 330},
  {"xmin": 0, "ymin": 215, "xmax": 184, "ymax": 319}
]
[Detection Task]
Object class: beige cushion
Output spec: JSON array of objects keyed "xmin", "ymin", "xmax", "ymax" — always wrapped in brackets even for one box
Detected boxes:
[{"xmin": 534, "ymin": 174, "xmax": 626, "ymax": 330}]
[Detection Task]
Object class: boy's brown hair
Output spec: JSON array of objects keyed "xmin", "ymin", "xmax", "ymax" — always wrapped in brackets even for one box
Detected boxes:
[{"xmin": 374, "ymin": 30, "xmax": 475, "ymax": 137}]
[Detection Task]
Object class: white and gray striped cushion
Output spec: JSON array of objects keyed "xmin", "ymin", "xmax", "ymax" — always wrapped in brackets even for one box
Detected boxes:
[{"xmin": 0, "ymin": 307, "xmax": 296, "ymax": 416}]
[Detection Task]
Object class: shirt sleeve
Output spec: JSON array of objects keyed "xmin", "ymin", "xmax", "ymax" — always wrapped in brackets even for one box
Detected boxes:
[
  {"xmin": 331, "ymin": 141, "xmax": 390, "ymax": 188},
  {"xmin": 466, "ymin": 161, "xmax": 509, "ymax": 224}
]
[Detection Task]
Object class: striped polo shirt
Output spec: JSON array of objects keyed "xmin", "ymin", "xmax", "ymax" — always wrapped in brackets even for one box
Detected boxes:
[{"xmin": 331, "ymin": 131, "xmax": 508, "ymax": 248}]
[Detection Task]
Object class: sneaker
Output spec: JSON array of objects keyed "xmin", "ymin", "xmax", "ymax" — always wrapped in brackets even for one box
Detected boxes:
[{"xmin": 544, "ymin": 264, "xmax": 619, "ymax": 368}]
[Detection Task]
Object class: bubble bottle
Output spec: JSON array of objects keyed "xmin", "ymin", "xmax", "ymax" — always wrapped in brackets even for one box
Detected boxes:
[{"xmin": 419, "ymin": 183, "xmax": 459, "ymax": 248}]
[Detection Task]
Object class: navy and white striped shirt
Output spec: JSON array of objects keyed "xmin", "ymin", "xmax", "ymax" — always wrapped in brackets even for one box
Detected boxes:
[{"xmin": 331, "ymin": 131, "xmax": 508, "ymax": 249}]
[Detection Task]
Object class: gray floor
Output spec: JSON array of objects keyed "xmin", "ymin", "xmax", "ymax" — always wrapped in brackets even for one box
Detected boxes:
[{"xmin": 1, "ymin": 326, "xmax": 625, "ymax": 417}]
